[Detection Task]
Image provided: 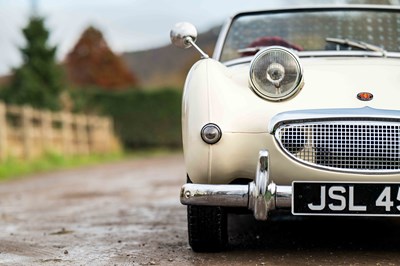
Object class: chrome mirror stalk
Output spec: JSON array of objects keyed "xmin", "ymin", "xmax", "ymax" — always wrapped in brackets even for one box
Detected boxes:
[{"xmin": 170, "ymin": 22, "xmax": 209, "ymax": 59}]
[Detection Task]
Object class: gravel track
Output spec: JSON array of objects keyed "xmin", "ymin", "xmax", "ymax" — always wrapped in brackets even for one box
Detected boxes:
[{"xmin": 1, "ymin": 153, "xmax": 400, "ymax": 265}]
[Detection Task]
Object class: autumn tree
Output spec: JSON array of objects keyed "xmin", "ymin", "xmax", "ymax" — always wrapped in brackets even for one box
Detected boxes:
[
  {"xmin": 2, "ymin": 16, "xmax": 64, "ymax": 111},
  {"xmin": 65, "ymin": 26, "xmax": 138, "ymax": 90}
]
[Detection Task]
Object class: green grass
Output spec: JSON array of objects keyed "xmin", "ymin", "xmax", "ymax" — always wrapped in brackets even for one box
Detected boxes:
[
  {"xmin": 0, "ymin": 152, "xmax": 122, "ymax": 181},
  {"xmin": 0, "ymin": 148, "xmax": 180, "ymax": 182}
]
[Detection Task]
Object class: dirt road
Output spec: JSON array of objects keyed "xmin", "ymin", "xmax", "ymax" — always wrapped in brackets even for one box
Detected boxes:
[{"xmin": 1, "ymin": 153, "xmax": 400, "ymax": 265}]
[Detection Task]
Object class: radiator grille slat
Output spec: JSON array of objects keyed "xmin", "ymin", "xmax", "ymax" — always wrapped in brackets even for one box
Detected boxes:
[{"xmin": 275, "ymin": 121, "xmax": 400, "ymax": 172}]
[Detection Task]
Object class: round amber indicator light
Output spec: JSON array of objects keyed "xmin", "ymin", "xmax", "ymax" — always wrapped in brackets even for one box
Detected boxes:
[{"xmin": 357, "ymin": 92, "xmax": 373, "ymax": 101}]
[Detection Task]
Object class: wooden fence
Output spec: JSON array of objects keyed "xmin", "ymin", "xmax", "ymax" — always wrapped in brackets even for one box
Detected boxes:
[{"xmin": 0, "ymin": 102, "xmax": 119, "ymax": 160}]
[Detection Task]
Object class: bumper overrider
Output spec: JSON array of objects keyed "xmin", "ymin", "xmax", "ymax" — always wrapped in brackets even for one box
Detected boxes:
[{"xmin": 180, "ymin": 150, "xmax": 292, "ymax": 220}]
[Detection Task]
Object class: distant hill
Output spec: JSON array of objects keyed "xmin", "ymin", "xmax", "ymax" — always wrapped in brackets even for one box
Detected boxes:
[{"xmin": 122, "ymin": 26, "xmax": 221, "ymax": 89}]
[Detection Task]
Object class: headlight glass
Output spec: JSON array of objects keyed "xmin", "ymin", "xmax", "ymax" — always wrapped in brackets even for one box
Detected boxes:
[{"xmin": 249, "ymin": 46, "xmax": 303, "ymax": 101}]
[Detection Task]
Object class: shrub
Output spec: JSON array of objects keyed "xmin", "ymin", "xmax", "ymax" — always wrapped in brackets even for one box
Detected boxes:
[{"xmin": 70, "ymin": 88, "xmax": 182, "ymax": 149}]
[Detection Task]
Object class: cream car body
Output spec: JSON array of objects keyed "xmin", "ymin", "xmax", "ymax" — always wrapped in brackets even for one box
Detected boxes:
[
  {"xmin": 172, "ymin": 5, "xmax": 400, "ymax": 252},
  {"xmin": 183, "ymin": 57, "xmax": 400, "ymax": 185}
]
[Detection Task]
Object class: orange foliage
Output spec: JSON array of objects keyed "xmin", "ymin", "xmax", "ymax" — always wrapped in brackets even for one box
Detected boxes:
[{"xmin": 65, "ymin": 26, "xmax": 138, "ymax": 90}]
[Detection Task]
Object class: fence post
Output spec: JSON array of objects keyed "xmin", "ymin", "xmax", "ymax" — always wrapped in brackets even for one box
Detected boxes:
[
  {"xmin": 103, "ymin": 118, "xmax": 109, "ymax": 152},
  {"xmin": 22, "ymin": 105, "xmax": 33, "ymax": 159},
  {"xmin": 41, "ymin": 110, "xmax": 52, "ymax": 153},
  {"xmin": 77, "ymin": 114, "xmax": 89, "ymax": 155},
  {"xmin": 103, "ymin": 117, "xmax": 112, "ymax": 152},
  {"xmin": 87, "ymin": 115, "xmax": 96, "ymax": 153},
  {"xmin": 0, "ymin": 102, "xmax": 7, "ymax": 161},
  {"xmin": 61, "ymin": 112, "xmax": 72, "ymax": 155}
]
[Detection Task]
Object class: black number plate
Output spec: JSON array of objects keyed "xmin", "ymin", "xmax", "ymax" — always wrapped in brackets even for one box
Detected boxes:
[{"xmin": 292, "ymin": 182, "xmax": 400, "ymax": 216}]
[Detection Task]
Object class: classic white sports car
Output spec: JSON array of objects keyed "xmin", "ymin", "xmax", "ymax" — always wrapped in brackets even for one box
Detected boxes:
[{"xmin": 171, "ymin": 5, "xmax": 400, "ymax": 252}]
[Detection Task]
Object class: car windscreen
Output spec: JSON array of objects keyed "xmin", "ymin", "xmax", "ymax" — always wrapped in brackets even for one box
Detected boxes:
[{"xmin": 220, "ymin": 9, "xmax": 400, "ymax": 62}]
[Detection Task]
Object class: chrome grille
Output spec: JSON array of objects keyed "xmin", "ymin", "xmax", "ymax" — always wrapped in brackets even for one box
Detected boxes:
[{"xmin": 275, "ymin": 121, "xmax": 400, "ymax": 173}]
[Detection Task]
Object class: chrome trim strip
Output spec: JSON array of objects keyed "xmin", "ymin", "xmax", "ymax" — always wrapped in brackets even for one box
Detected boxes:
[
  {"xmin": 298, "ymin": 51, "xmax": 400, "ymax": 58},
  {"xmin": 212, "ymin": 17, "xmax": 233, "ymax": 60},
  {"xmin": 180, "ymin": 184, "xmax": 248, "ymax": 207},
  {"xmin": 229, "ymin": 4, "xmax": 400, "ymax": 20},
  {"xmin": 180, "ymin": 150, "xmax": 292, "ymax": 221},
  {"xmin": 276, "ymin": 185, "xmax": 292, "ymax": 208},
  {"xmin": 269, "ymin": 106, "xmax": 400, "ymax": 133},
  {"xmin": 224, "ymin": 51, "xmax": 400, "ymax": 67}
]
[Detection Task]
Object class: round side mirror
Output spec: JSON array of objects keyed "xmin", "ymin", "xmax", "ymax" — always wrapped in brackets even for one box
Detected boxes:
[{"xmin": 170, "ymin": 22, "xmax": 198, "ymax": 49}]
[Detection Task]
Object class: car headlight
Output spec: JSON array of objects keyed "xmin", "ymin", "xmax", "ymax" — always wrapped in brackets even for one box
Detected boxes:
[{"xmin": 249, "ymin": 46, "xmax": 303, "ymax": 101}]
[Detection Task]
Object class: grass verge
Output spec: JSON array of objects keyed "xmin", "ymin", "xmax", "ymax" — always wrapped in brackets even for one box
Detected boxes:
[{"xmin": 0, "ymin": 148, "xmax": 180, "ymax": 182}]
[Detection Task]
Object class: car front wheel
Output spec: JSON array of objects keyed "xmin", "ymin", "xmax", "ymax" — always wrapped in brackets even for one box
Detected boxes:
[{"xmin": 187, "ymin": 205, "xmax": 228, "ymax": 252}]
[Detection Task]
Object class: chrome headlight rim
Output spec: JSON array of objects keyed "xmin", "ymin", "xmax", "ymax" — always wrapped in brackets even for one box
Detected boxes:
[{"xmin": 249, "ymin": 46, "xmax": 304, "ymax": 102}]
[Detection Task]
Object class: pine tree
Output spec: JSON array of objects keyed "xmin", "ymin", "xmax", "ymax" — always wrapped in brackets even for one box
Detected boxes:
[{"xmin": 2, "ymin": 16, "xmax": 64, "ymax": 111}]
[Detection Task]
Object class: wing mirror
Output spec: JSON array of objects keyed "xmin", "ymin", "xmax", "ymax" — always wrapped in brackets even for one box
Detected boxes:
[{"xmin": 170, "ymin": 22, "xmax": 209, "ymax": 59}]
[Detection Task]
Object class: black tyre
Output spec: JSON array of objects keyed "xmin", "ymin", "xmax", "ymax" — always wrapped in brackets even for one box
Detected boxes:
[{"xmin": 187, "ymin": 205, "xmax": 228, "ymax": 252}]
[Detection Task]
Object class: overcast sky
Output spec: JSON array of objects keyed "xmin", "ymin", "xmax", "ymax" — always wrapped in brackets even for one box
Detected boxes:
[{"xmin": 0, "ymin": 0, "xmax": 373, "ymax": 75}]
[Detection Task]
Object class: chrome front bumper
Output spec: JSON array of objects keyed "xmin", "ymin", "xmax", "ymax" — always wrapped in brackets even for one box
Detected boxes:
[{"xmin": 180, "ymin": 150, "xmax": 292, "ymax": 220}]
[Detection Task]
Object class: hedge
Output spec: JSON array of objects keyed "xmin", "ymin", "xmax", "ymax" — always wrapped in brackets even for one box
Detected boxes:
[{"xmin": 70, "ymin": 88, "xmax": 182, "ymax": 149}]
